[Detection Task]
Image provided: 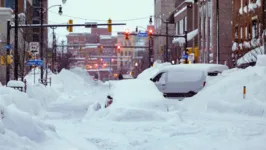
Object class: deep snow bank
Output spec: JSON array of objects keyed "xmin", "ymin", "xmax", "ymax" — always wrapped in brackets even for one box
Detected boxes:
[
  {"xmin": 182, "ymin": 66, "xmax": 266, "ymax": 117},
  {"xmin": 0, "ymin": 86, "xmax": 57, "ymax": 149},
  {"xmin": 85, "ymin": 79, "xmax": 180, "ymax": 122}
]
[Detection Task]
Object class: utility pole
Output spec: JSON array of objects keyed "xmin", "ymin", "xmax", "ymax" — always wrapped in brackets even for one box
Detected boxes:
[
  {"xmin": 6, "ymin": 21, "xmax": 11, "ymax": 84},
  {"xmin": 51, "ymin": 27, "xmax": 56, "ymax": 72},
  {"xmin": 206, "ymin": 1, "xmax": 210, "ymax": 63},
  {"xmin": 14, "ymin": 0, "xmax": 19, "ymax": 80},
  {"xmin": 165, "ymin": 21, "xmax": 169, "ymax": 62},
  {"xmin": 40, "ymin": 0, "xmax": 44, "ymax": 82}
]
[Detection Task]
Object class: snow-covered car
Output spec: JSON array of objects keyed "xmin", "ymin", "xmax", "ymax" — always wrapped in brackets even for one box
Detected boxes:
[{"xmin": 150, "ymin": 65, "xmax": 206, "ymax": 97}]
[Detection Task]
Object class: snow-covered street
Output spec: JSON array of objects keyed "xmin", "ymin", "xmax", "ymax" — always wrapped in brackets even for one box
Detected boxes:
[{"xmin": 1, "ymin": 64, "xmax": 266, "ymax": 150}]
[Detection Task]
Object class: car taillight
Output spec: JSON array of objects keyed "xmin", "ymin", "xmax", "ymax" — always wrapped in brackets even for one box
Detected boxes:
[{"xmin": 203, "ymin": 81, "xmax": 206, "ymax": 87}]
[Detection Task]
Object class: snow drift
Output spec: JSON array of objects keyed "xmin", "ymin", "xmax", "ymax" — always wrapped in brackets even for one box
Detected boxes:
[{"xmin": 182, "ymin": 66, "xmax": 266, "ymax": 117}]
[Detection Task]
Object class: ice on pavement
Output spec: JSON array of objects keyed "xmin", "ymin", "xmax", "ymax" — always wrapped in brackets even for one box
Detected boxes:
[{"xmin": 1, "ymin": 66, "xmax": 266, "ymax": 150}]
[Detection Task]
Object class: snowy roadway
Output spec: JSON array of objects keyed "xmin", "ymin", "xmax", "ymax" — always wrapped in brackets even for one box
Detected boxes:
[
  {"xmin": 1, "ymin": 66, "xmax": 266, "ymax": 150},
  {"xmin": 44, "ymin": 106, "xmax": 266, "ymax": 150}
]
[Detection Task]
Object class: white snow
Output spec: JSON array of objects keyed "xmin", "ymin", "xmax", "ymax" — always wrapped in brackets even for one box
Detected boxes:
[
  {"xmin": 239, "ymin": 7, "xmax": 243, "ymax": 15},
  {"xmin": 255, "ymin": 55, "xmax": 266, "ymax": 66},
  {"xmin": 232, "ymin": 42, "xmax": 238, "ymax": 51},
  {"xmin": 256, "ymin": 0, "xmax": 261, "ymax": 7},
  {"xmin": 1, "ymin": 64, "xmax": 266, "ymax": 149},
  {"xmin": 7, "ymin": 80, "xmax": 25, "ymax": 87},
  {"xmin": 174, "ymin": 7, "xmax": 187, "ymax": 17},
  {"xmin": 137, "ymin": 61, "xmax": 171, "ymax": 80},
  {"xmin": 172, "ymin": 29, "xmax": 198, "ymax": 44},
  {"xmin": 237, "ymin": 46, "xmax": 264, "ymax": 66},
  {"xmin": 248, "ymin": 2, "xmax": 257, "ymax": 11}
]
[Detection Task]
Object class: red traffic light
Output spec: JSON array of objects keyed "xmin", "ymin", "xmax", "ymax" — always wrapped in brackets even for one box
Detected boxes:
[{"xmin": 149, "ymin": 29, "xmax": 153, "ymax": 33}]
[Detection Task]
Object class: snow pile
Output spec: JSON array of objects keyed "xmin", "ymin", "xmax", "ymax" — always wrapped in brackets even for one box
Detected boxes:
[
  {"xmin": 256, "ymin": 55, "xmax": 266, "ymax": 67},
  {"xmin": 0, "ymin": 86, "xmax": 57, "ymax": 149},
  {"xmin": 137, "ymin": 61, "xmax": 171, "ymax": 80},
  {"xmin": 237, "ymin": 46, "xmax": 264, "ymax": 66},
  {"xmin": 232, "ymin": 42, "xmax": 238, "ymax": 51},
  {"xmin": 7, "ymin": 80, "xmax": 25, "ymax": 87},
  {"xmin": 85, "ymin": 79, "xmax": 179, "ymax": 122},
  {"xmin": 182, "ymin": 66, "xmax": 266, "ymax": 117}
]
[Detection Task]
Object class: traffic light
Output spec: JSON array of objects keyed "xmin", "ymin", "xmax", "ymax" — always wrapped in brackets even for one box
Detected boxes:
[
  {"xmin": 148, "ymin": 29, "xmax": 153, "ymax": 39},
  {"xmin": 116, "ymin": 45, "xmax": 121, "ymax": 53},
  {"xmin": 149, "ymin": 16, "xmax": 152, "ymax": 24},
  {"xmin": 27, "ymin": 51, "xmax": 32, "ymax": 59},
  {"xmin": 99, "ymin": 45, "xmax": 104, "ymax": 54},
  {"xmin": 67, "ymin": 19, "xmax": 73, "ymax": 32},
  {"xmin": 0, "ymin": 55, "xmax": 13, "ymax": 65},
  {"xmin": 108, "ymin": 18, "xmax": 112, "ymax": 33},
  {"xmin": 125, "ymin": 30, "xmax": 129, "ymax": 40}
]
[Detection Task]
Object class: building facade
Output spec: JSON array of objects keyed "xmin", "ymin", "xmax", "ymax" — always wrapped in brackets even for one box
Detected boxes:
[
  {"xmin": 66, "ymin": 29, "xmax": 118, "ymax": 75},
  {"xmin": 210, "ymin": 0, "xmax": 233, "ymax": 67},
  {"xmin": 232, "ymin": 0, "xmax": 265, "ymax": 67},
  {"xmin": 154, "ymin": 0, "xmax": 176, "ymax": 61},
  {"xmin": 170, "ymin": 1, "xmax": 198, "ymax": 63}
]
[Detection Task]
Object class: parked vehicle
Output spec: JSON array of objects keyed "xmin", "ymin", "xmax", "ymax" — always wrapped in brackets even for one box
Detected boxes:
[
  {"xmin": 180, "ymin": 64, "xmax": 229, "ymax": 76},
  {"xmin": 150, "ymin": 65, "xmax": 206, "ymax": 97}
]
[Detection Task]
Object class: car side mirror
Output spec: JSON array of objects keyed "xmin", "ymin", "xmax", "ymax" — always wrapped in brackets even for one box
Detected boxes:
[
  {"xmin": 150, "ymin": 78, "xmax": 153, "ymax": 82},
  {"xmin": 107, "ymin": 95, "xmax": 113, "ymax": 99}
]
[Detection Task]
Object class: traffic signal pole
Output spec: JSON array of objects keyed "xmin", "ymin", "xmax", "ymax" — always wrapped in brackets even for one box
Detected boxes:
[
  {"xmin": 165, "ymin": 21, "xmax": 169, "ymax": 62},
  {"xmin": 5, "ymin": 22, "xmax": 126, "ymax": 84},
  {"xmin": 6, "ymin": 21, "xmax": 11, "ymax": 85}
]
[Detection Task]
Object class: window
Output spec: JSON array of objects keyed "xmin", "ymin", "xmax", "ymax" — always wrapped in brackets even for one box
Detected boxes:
[
  {"xmin": 5, "ymin": 0, "xmax": 15, "ymax": 9},
  {"xmin": 245, "ymin": 25, "xmax": 248, "ymax": 39},
  {"xmin": 184, "ymin": 17, "xmax": 187, "ymax": 31},
  {"xmin": 33, "ymin": 34, "xmax": 39, "ymax": 42},
  {"xmin": 175, "ymin": 22, "xmax": 179, "ymax": 35},
  {"xmin": 179, "ymin": 19, "xmax": 184, "ymax": 34},
  {"xmin": 235, "ymin": 25, "xmax": 238, "ymax": 40},
  {"xmin": 240, "ymin": 27, "xmax": 243, "ymax": 39},
  {"xmin": 32, "ymin": 0, "xmax": 40, "ymax": 6}
]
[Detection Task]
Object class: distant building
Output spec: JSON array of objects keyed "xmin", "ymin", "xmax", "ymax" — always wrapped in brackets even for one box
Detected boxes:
[{"xmin": 66, "ymin": 28, "xmax": 117, "ymax": 74}]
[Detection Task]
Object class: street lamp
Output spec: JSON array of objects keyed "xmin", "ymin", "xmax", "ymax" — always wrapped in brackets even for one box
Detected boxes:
[
  {"xmin": 135, "ymin": 62, "xmax": 138, "ymax": 67},
  {"xmin": 39, "ymin": 4, "xmax": 63, "ymax": 84}
]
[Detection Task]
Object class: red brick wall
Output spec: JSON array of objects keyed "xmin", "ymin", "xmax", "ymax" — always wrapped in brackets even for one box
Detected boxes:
[
  {"xmin": 91, "ymin": 28, "xmax": 111, "ymax": 36},
  {"xmin": 212, "ymin": 0, "xmax": 233, "ymax": 67}
]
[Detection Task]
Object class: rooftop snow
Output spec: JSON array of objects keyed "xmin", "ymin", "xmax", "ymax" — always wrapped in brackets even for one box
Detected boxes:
[
  {"xmin": 174, "ymin": 7, "xmax": 187, "ymax": 17},
  {"xmin": 172, "ymin": 29, "xmax": 198, "ymax": 44}
]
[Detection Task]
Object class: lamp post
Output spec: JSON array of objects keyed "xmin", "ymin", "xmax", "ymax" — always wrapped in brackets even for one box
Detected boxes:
[
  {"xmin": 39, "ymin": 4, "xmax": 62, "ymax": 83},
  {"xmin": 151, "ymin": 16, "xmax": 170, "ymax": 62}
]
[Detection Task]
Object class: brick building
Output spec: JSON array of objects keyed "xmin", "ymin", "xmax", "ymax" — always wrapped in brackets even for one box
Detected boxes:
[
  {"xmin": 170, "ymin": 0, "xmax": 198, "ymax": 63},
  {"xmin": 154, "ymin": 0, "xmax": 176, "ymax": 61},
  {"xmin": 232, "ymin": 0, "xmax": 265, "ymax": 67},
  {"xmin": 210, "ymin": 0, "xmax": 233, "ymax": 67},
  {"xmin": 66, "ymin": 28, "xmax": 118, "ymax": 72}
]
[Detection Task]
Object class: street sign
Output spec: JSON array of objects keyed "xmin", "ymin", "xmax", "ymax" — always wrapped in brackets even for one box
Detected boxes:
[
  {"xmin": 137, "ymin": 32, "xmax": 148, "ymax": 37},
  {"xmin": 29, "ymin": 42, "xmax": 39, "ymax": 54},
  {"xmin": 4, "ymin": 44, "xmax": 11, "ymax": 50},
  {"xmin": 188, "ymin": 53, "xmax": 195, "ymax": 62},
  {"xmin": 26, "ymin": 59, "xmax": 43, "ymax": 66},
  {"xmin": 182, "ymin": 54, "xmax": 188, "ymax": 59},
  {"xmin": 85, "ymin": 22, "xmax": 97, "ymax": 28}
]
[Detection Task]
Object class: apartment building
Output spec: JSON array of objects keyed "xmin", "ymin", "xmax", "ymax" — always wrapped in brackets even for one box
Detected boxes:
[{"xmin": 232, "ymin": 0, "xmax": 265, "ymax": 67}]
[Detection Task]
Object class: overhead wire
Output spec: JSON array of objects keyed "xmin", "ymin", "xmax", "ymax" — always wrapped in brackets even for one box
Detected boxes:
[{"xmin": 49, "ymin": 10, "xmax": 151, "ymax": 22}]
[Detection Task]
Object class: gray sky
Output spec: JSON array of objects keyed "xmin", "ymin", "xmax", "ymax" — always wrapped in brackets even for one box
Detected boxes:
[{"xmin": 48, "ymin": 0, "xmax": 154, "ymax": 43}]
